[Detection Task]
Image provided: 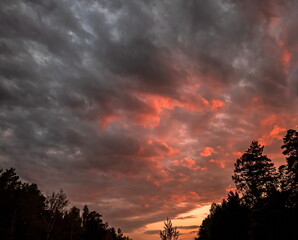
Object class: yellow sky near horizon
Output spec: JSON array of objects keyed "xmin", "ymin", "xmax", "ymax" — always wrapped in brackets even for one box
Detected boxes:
[{"xmin": 128, "ymin": 205, "xmax": 211, "ymax": 240}]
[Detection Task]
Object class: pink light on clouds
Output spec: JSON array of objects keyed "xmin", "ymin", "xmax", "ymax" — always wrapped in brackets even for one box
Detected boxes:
[
  {"xmin": 2, "ymin": 0, "xmax": 298, "ymax": 240},
  {"xmin": 200, "ymin": 147, "xmax": 217, "ymax": 157}
]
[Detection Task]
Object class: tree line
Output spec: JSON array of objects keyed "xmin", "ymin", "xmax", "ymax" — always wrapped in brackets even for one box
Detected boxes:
[
  {"xmin": 195, "ymin": 129, "xmax": 298, "ymax": 240},
  {"xmin": 0, "ymin": 168, "xmax": 131, "ymax": 240},
  {"xmin": 1, "ymin": 128, "xmax": 298, "ymax": 240}
]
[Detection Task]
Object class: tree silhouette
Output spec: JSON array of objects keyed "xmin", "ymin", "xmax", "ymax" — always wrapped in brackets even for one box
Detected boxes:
[
  {"xmin": 0, "ymin": 168, "xmax": 47, "ymax": 240},
  {"xmin": 46, "ymin": 190, "xmax": 69, "ymax": 240},
  {"xmin": 282, "ymin": 129, "xmax": 298, "ymax": 171},
  {"xmin": 84, "ymin": 210, "xmax": 106, "ymax": 240},
  {"xmin": 160, "ymin": 218, "xmax": 179, "ymax": 240},
  {"xmin": 195, "ymin": 192, "xmax": 249, "ymax": 240},
  {"xmin": 232, "ymin": 140, "xmax": 278, "ymax": 207},
  {"xmin": 3, "ymin": 129, "xmax": 298, "ymax": 240},
  {"xmin": 281, "ymin": 129, "xmax": 298, "ymax": 207},
  {"xmin": 196, "ymin": 132, "xmax": 298, "ymax": 240},
  {"xmin": 63, "ymin": 207, "xmax": 82, "ymax": 240},
  {"xmin": 0, "ymin": 168, "xmax": 132, "ymax": 240}
]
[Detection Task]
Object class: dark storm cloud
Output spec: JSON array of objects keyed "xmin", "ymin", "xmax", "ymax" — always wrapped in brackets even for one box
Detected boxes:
[{"xmin": 1, "ymin": 0, "xmax": 298, "ymax": 238}]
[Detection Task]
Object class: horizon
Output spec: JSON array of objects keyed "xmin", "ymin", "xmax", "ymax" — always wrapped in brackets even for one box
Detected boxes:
[{"xmin": 1, "ymin": 0, "xmax": 298, "ymax": 239}]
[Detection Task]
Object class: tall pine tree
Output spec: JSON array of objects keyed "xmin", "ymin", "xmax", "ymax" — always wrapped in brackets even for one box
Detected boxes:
[
  {"xmin": 232, "ymin": 141, "xmax": 278, "ymax": 207},
  {"xmin": 281, "ymin": 129, "xmax": 298, "ymax": 207}
]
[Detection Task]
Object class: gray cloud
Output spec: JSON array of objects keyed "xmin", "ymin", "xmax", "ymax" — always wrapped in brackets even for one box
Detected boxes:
[
  {"xmin": 144, "ymin": 230, "xmax": 160, "ymax": 235},
  {"xmin": 1, "ymin": 0, "xmax": 298, "ymax": 237},
  {"xmin": 177, "ymin": 225, "xmax": 200, "ymax": 230}
]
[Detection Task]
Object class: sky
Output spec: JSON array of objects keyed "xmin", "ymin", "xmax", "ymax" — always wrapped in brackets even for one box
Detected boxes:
[{"xmin": 0, "ymin": 0, "xmax": 298, "ymax": 239}]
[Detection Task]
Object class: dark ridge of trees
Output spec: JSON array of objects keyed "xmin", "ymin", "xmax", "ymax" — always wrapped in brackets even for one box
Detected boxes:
[
  {"xmin": 0, "ymin": 168, "xmax": 132, "ymax": 240},
  {"xmin": 196, "ymin": 192, "xmax": 250, "ymax": 240},
  {"xmin": 195, "ymin": 129, "xmax": 298, "ymax": 240}
]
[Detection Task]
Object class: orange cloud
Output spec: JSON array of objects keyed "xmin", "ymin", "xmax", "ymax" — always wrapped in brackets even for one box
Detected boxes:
[
  {"xmin": 259, "ymin": 125, "xmax": 286, "ymax": 146},
  {"xmin": 175, "ymin": 157, "xmax": 195, "ymax": 168},
  {"xmin": 260, "ymin": 114, "xmax": 277, "ymax": 126},
  {"xmin": 278, "ymin": 40, "xmax": 292, "ymax": 73},
  {"xmin": 146, "ymin": 175, "xmax": 161, "ymax": 187},
  {"xmin": 269, "ymin": 125, "xmax": 286, "ymax": 138},
  {"xmin": 209, "ymin": 159, "xmax": 226, "ymax": 168},
  {"xmin": 199, "ymin": 96, "xmax": 209, "ymax": 106},
  {"xmin": 210, "ymin": 100, "xmax": 225, "ymax": 111},
  {"xmin": 138, "ymin": 93, "xmax": 179, "ymax": 113},
  {"xmin": 200, "ymin": 147, "xmax": 217, "ymax": 157},
  {"xmin": 225, "ymin": 185, "xmax": 237, "ymax": 193},
  {"xmin": 170, "ymin": 191, "xmax": 200, "ymax": 203},
  {"xmin": 232, "ymin": 151, "xmax": 243, "ymax": 157},
  {"xmin": 146, "ymin": 139, "xmax": 180, "ymax": 157},
  {"xmin": 174, "ymin": 158, "xmax": 207, "ymax": 170},
  {"xmin": 252, "ymin": 97, "xmax": 260, "ymax": 103},
  {"xmin": 99, "ymin": 90, "xmax": 227, "ymax": 130},
  {"xmin": 133, "ymin": 114, "xmax": 161, "ymax": 128},
  {"xmin": 189, "ymin": 191, "xmax": 200, "ymax": 199}
]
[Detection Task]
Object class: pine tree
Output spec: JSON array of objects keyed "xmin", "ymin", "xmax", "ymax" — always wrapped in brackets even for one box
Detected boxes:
[
  {"xmin": 281, "ymin": 129, "xmax": 298, "ymax": 177},
  {"xmin": 195, "ymin": 192, "xmax": 249, "ymax": 240},
  {"xmin": 281, "ymin": 129, "xmax": 298, "ymax": 207},
  {"xmin": 160, "ymin": 218, "xmax": 179, "ymax": 240},
  {"xmin": 232, "ymin": 141, "xmax": 278, "ymax": 207}
]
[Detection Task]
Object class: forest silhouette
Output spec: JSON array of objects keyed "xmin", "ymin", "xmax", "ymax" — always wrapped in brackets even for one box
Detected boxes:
[
  {"xmin": 0, "ymin": 169, "xmax": 132, "ymax": 240},
  {"xmin": 1, "ymin": 129, "xmax": 298, "ymax": 240},
  {"xmin": 195, "ymin": 128, "xmax": 298, "ymax": 240}
]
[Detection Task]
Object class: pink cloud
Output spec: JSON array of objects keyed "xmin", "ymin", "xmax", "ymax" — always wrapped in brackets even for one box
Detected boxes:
[
  {"xmin": 209, "ymin": 159, "xmax": 226, "ymax": 169},
  {"xmin": 200, "ymin": 147, "xmax": 217, "ymax": 157}
]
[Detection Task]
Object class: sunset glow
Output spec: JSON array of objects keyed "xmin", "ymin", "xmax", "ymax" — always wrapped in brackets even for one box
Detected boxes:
[{"xmin": 1, "ymin": 0, "xmax": 298, "ymax": 240}]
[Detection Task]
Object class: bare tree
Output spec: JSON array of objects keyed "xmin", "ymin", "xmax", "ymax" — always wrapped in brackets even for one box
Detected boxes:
[{"xmin": 46, "ymin": 190, "xmax": 69, "ymax": 240}]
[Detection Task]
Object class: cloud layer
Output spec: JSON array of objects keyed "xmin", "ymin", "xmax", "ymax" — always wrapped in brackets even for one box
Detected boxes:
[{"xmin": 1, "ymin": 0, "xmax": 298, "ymax": 239}]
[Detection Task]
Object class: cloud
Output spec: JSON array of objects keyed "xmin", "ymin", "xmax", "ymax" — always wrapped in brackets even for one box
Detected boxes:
[
  {"xmin": 200, "ymin": 147, "xmax": 217, "ymax": 157},
  {"xmin": 175, "ymin": 215, "xmax": 197, "ymax": 220},
  {"xmin": 144, "ymin": 230, "xmax": 160, "ymax": 235},
  {"xmin": 1, "ymin": 0, "xmax": 298, "ymax": 239},
  {"xmin": 177, "ymin": 225, "xmax": 200, "ymax": 230}
]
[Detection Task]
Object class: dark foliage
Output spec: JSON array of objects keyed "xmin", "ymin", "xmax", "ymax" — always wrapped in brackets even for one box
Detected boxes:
[
  {"xmin": 280, "ymin": 129, "xmax": 298, "ymax": 207},
  {"xmin": 282, "ymin": 129, "xmax": 298, "ymax": 171},
  {"xmin": 232, "ymin": 141, "xmax": 278, "ymax": 208},
  {"xmin": 195, "ymin": 192, "xmax": 250, "ymax": 240},
  {"xmin": 0, "ymin": 168, "xmax": 132, "ymax": 240},
  {"xmin": 195, "ymin": 129, "xmax": 298, "ymax": 240},
  {"xmin": 159, "ymin": 218, "xmax": 179, "ymax": 240}
]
